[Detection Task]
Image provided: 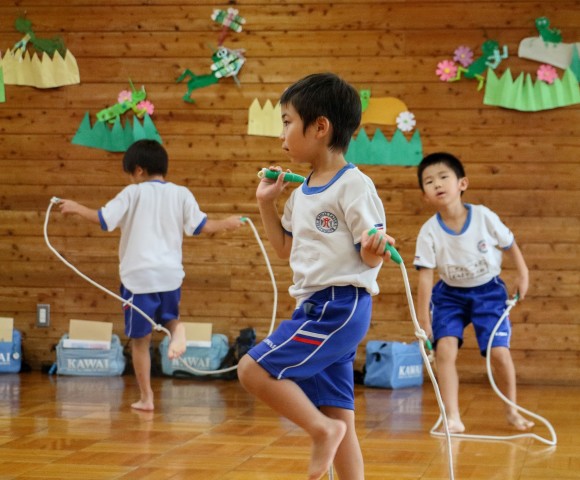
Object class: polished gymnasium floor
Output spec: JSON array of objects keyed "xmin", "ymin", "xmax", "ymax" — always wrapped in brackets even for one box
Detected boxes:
[{"xmin": 0, "ymin": 371, "xmax": 577, "ymax": 479}]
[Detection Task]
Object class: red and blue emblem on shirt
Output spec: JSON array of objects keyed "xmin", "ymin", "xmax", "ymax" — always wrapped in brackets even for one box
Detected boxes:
[{"xmin": 316, "ymin": 211, "xmax": 339, "ymax": 233}]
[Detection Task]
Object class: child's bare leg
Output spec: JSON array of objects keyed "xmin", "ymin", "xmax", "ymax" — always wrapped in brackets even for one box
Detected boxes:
[
  {"xmin": 131, "ymin": 335, "xmax": 154, "ymax": 411},
  {"xmin": 320, "ymin": 406, "xmax": 364, "ymax": 480},
  {"xmin": 490, "ymin": 346, "xmax": 534, "ymax": 430},
  {"xmin": 166, "ymin": 319, "xmax": 186, "ymax": 359},
  {"xmin": 238, "ymin": 355, "xmax": 346, "ymax": 480},
  {"xmin": 435, "ymin": 337, "xmax": 465, "ymax": 433}
]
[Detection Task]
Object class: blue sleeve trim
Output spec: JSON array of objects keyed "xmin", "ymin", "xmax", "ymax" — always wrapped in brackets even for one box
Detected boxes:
[
  {"xmin": 283, "ymin": 228, "xmax": 293, "ymax": 237},
  {"xmin": 97, "ymin": 210, "xmax": 108, "ymax": 231},
  {"xmin": 355, "ymin": 242, "xmax": 361, "ymax": 252},
  {"xmin": 193, "ymin": 216, "xmax": 208, "ymax": 235},
  {"xmin": 502, "ymin": 239, "xmax": 515, "ymax": 251}
]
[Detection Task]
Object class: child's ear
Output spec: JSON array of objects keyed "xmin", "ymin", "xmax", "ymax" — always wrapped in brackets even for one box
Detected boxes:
[
  {"xmin": 459, "ymin": 176, "xmax": 469, "ymax": 192},
  {"xmin": 314, "ymin": 116, "xmax": 331, "ymax": 136}
]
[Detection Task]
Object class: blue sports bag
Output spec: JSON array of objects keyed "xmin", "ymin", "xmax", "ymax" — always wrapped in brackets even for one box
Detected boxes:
[{"xmin": 364, "ymin": 340, "xmax": 423, "ymax": 389}]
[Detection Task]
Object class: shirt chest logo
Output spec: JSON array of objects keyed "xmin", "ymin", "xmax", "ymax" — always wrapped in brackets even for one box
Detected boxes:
[
  {"xmin": 477, "ymin": 240, "xmax": 488, "ymax": 253},
  {"xmin": 315, "ymin": 211, "xmax": 338, "ymax": 233}
]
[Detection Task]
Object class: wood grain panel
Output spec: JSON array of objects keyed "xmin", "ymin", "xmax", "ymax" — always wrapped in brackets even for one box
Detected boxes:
[{"xmin": 0, "ymin": 1, "xmax": 578, "ymax": 385}]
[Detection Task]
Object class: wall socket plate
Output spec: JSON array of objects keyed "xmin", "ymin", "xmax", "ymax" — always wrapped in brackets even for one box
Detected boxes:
[{"xmin": 37, "ymin": 304, "xmax": 50, "ymax": 327}]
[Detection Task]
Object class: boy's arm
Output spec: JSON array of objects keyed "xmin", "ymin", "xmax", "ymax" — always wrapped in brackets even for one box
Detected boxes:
[
  {"xmin": 200, "ymin": 215, "xmax": 244, "ymax": 234},
  {"xmin": 503, "ymin": 240, "xmax": 529, "ymax": 299},
  {"xmin": 256, "ymin": 171, "xmax": 292, "ymax": 259},
  {"xmin": 416, "ymin": 267, "xmax": 434, "ymax": 340},
  {"xmin": 257, "ymin": 200, "xmax": 292, "ymax": 259},
  {"xmin": 58, "ymin": 199, "xmax": 100, "ymax": 224}
]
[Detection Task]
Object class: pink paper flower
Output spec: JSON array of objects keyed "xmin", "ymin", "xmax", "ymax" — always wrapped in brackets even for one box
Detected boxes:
[
  {"xmin": 117, "ymin": 90, "xmax": 133, "ymax": 103},
  {"xmin": 436, "ymin": 60, "xmax": 457, "ymax": 82},
  {"xmin": 453, "ymin": 45, "xmax": 474, "ymax": 67},
  {"xmin": 537, "ymin": 64, "xmax": 558, "ymax": 84},
  {"xmin": 136, "ymin": 100, "xmax": 155, "ymax": 116}
]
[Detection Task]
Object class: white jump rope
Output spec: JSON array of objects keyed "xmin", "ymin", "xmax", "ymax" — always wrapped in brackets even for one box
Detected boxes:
[
  {"xmin": 44, "ymin": 196, "xmax": 278, "ymax": 377},
  {"xmin": 429, "ymin": 294, "xmax": 557, "ymax": 446}
]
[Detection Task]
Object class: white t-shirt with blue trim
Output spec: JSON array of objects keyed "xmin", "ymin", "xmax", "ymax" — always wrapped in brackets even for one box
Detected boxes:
[
  {"xmin": 281, "ymin": 163, "xmax": 387, "ymax": 302},
  {"xmin": 414, "ymin": 204, "xmax": 514, "ymax": 288},
  {"xmin": 98, "ymin": 181, "xmax": 207, "ymax": 294}
]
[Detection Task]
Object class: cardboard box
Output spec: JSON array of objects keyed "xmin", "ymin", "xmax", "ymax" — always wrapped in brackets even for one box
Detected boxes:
[
  {"xmin": 62, "ymin": 320, "xmax": 113, "ymax": 350},
  {"xmin": 0, "ymin": 317, "xmax": 14, "ymax": 343},
  {"xmin": 183, "ymin": 322, "xmax": 212, "ymax": 348}
]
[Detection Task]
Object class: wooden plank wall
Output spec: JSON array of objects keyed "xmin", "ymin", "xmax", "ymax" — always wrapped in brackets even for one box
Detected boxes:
[{"xmin": 1, "ymin": 1, "xmax": 578, "ymax": 384}]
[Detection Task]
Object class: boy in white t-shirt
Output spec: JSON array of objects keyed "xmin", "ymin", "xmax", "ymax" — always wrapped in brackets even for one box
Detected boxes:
[
  {"xmin": 58, "ymin": 139, "xmax": 243, "ymax": 411},
  {"xmin": 413, "ymin": 152, "xmax": 534, "ymax": 433},
  {"xmin": 237, "ymin": 73, "xmax": 396, "ymax": 480}
]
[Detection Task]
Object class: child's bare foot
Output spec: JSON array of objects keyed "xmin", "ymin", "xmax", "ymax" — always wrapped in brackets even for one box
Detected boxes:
[
  {"xmin": 442, "ymin": 416, "xmax": 465, "ymax": 434},
  {"xmin": 131, "ymin": 399, "xmax": 154, "ymax": 411},
  {"xmin": 507, "ymin": 411, "xmax": 534, "ymax": 430},
  {"xmin": 308, "ymin": 418, "xmax": 346, "ymax": 480},
  {"xmin": 168, "ymin": 326, "xmax": 186, "ymax": 359}
]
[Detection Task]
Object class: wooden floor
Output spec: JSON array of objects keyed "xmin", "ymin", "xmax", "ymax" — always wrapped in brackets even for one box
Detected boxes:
[{"xmin": 0, "ymin": 372, "xmax": 577, "ymax": 480}]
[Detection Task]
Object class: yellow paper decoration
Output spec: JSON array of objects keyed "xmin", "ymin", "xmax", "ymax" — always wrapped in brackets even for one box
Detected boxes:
[
  {"xmin": 247, "ymin": 99, "xmax": 283, "ymax": 137},
  {"xmin": 0, "ymin": 48, "xmax": 80, "ymax": 89}
]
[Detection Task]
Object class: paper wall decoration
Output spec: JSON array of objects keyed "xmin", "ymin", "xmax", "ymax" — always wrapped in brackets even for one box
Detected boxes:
[
  {"xmin": 212, "ymin": 7, "xmax": 246, "ymax": 46},
  {"xmin": 518, "ymin": 38, "xmax": 580, "ymax": 70},
  {"xmin": 535, "ymin": 17, "xmax": 562, "ymax": 44},
  {"xmin": 96, "ymin": 81, "xmax": 153, "ymax": 123},
  {"xmin": 0, "ymin": 49, "xmax": 79, "ymax": 88},
  {"xmin": 178, "ymin": 8, "xmax": 246, "ymax": 104},
  {"xmin": 177, "ymin": 46, "xmax": 245, "ymax": 103},
  {"xmin": 14, "ymin": 16, "xmax": 66, "ymax": 57},
  {"xmin": 359, "ymin": 90, "xmax": 409, "ymax": 125},
  {"xmin": 571, "ymin": 46, "xmax": 580, "ymax": 82},
  {"xmin": 484, "ymin": 68, "xmax": 580, "ymax": 111},
  {"xmin": 345, "ymin": 129, "xmax": 423, "ymax": 166},
  {"xmin": 247, "ymin": 99, "xmax": 283, "ymax": 137},
  {"xmin": 0, "ymin": 67, "xmax": 5, "ymax": 103},
  {"xmin": 436, "ymin": 40, "xmax": 508, "ymax": 90},
  {"xmin": 72, "ymin": 113, "xmax": 162, "ymax": 152}
]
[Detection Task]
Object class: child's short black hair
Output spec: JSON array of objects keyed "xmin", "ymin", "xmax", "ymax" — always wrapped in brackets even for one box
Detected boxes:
[
  {"xmin": 123, "ymin": 139, "xmax": 168, "ymax": 176},
  {"xmin": 417, "ymin": 152, "xmax": 466, "ymax": 191},
  {"xmin": 280, "ymin": 72, "xmax": 361, "ymax": 153}
]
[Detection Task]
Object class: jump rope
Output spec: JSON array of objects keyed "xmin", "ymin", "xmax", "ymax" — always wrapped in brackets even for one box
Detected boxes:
[{"xmin": 45, "ymin": 169, "xmax": 557, "ymax": 480}]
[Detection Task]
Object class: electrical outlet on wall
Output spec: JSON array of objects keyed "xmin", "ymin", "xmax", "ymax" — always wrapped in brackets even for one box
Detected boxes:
[{"xmin": 37, "ymin": 304, "xmax": 50, "ymax": 327}]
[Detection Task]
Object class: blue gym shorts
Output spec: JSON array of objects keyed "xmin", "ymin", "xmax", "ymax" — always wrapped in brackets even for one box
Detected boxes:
[
  {"xmin": 120, "ymin": 284, "xmax": 181, "ymax": 339},
  {"xmin": 247, "ymin": 285, "xmax": 372, "ymax": 410},
  {"xmin": 431, "ymin": 277, "xmax": 511, "ymax": 356}
]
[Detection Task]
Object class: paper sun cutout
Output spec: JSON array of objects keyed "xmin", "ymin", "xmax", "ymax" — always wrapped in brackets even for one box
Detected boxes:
[
  {"xmin": 436, "ymin": 60, "xmax": 457, "ymax": 81},
  {"xmin": 484, "ymin": 67, "xmax": 580, "ymax": 111},
  {"xmin": 72, "ymin": 112, "xmax": 162, "ymax": 152},
  {"xmin": 346, "ymin": 129, "xmax": 423, "ymax": 166},
  {"xmin": 247, "ymin": 99, "xmax": 282, "ymax": 137},
  {"xmin": 359, "ymin": 90, "xmax": 409, "ymax": 125},
  {"xmin": 453, "ymin": 46, "xmax": 474, "ymax": 67},
  {"xmin": 537, "ymin": 64, "xmax": 558, "ymax": 84},
  {"xmin": 395, "ymin": 111, "xmax": 416, "ymax": 132}
]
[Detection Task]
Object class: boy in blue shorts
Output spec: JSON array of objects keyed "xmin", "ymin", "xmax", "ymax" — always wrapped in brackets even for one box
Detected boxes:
[
  {"xmin": 58, "ymin": 139, "xmax": 243, "ymax": 411},
  {"xmin": 237, "ymin": 73, "xmax": 396, "ymax": 480},
  {"xmin": 413, "ymin": 152, "xmax": 534, "ymax": 433}
]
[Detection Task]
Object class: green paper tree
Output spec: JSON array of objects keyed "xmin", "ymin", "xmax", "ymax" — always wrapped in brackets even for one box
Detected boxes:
[{"xmin": 570, "ymin": 45, "xmax": 580, "ymax": 83}]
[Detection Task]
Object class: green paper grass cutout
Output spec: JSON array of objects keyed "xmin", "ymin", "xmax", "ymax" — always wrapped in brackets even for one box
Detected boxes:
[
  {"xmin": 484, "ymin": 67, "xmax": 580, "ymax": 111},
  {"xmin": 571, "ymin": 45, "xmax": 580, "ymax": 82},
  {"xmin": 345, "ymin": 129, "xmax": 423, "ymax": 166},
  {"xmin": 0, "ymin": 67, "xmax": 5, "ymax": 103},
  {"xmin": 72, "ymin": 112, "xmax": 162, "ymax": 152}
]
